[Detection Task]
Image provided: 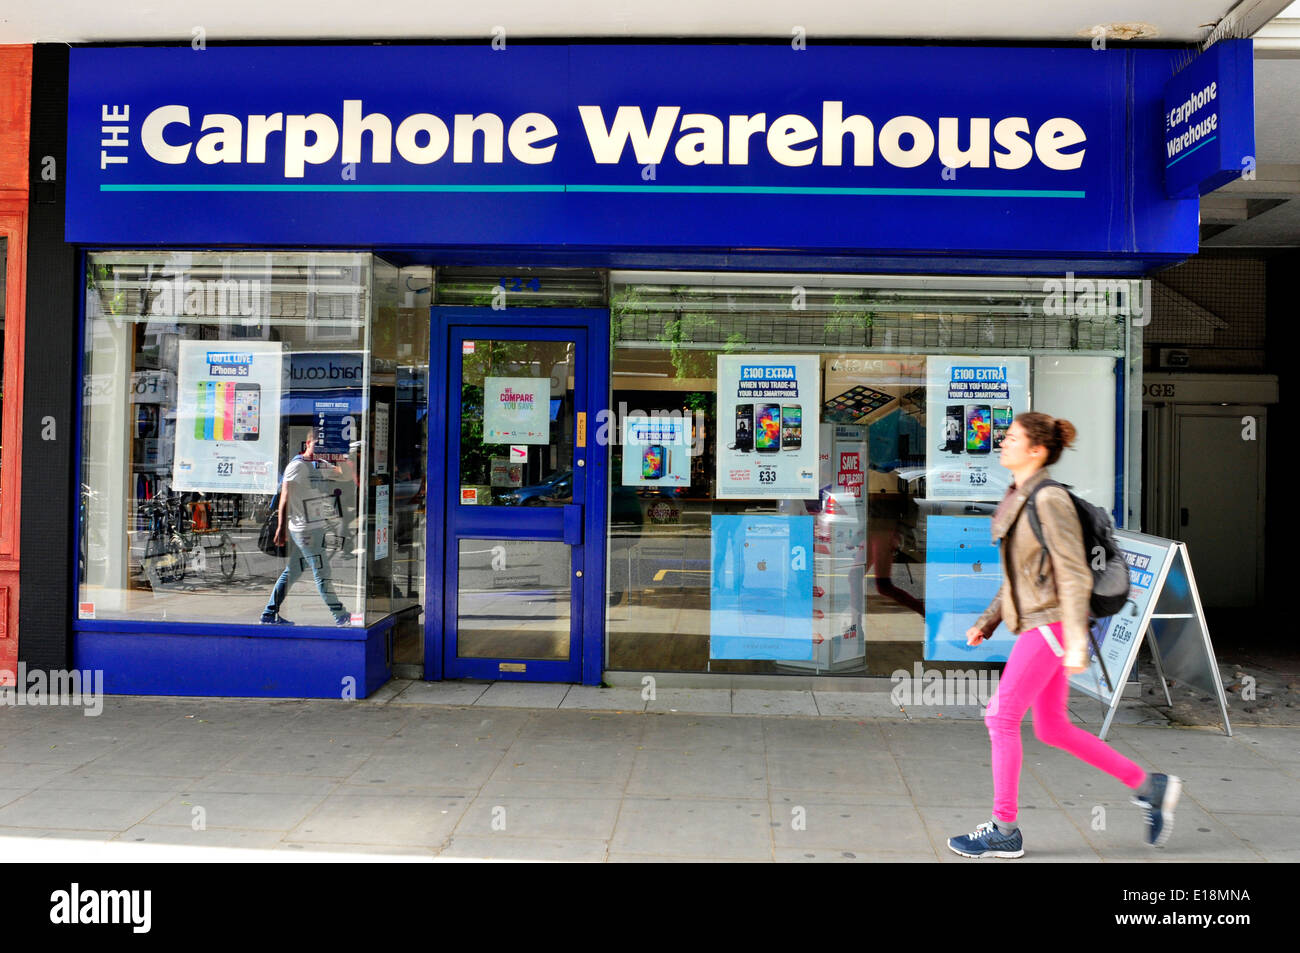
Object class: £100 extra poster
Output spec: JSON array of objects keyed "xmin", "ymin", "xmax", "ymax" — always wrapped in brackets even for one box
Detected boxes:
[
  {"xmin": 173, "ymin": 340, "xmax": 283, "ymax": 494},
  {"xmin": 925, "ymin": 357, "xmax": 1029, "ymax": 501},
  {"xmin": 716, "ymin": 355, "xmax": 820, "ymax": 499}
]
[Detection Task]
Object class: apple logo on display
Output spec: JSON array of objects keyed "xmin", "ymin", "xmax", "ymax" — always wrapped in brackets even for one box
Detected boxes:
[
  {"xmin": 756, "ymin": 560, "xmax": 767, "ymax": 571},
  {"xmin": 972, "ymin": 560, "xmax": 982, "ymax": 573}
]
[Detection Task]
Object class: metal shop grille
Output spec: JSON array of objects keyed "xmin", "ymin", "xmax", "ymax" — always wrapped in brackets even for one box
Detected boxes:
[
  {"xmin": 85, "ymin": 253, "xmax": 370, "ymax": 334},
  {"xmin": 1147, "ymin": 257, "xmax": 1266, "ymax": 348},
  {"xmin": 611, "ymin": 277, "xmax": 1128, "ymax": 353},
  {"xmin": 433, "ymin": 268, "xmax": 607, "ymax": 308}
]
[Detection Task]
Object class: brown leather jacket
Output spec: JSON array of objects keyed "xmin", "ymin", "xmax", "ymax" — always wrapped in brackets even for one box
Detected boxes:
[{"xmin": 974, "ymin": 468, "xmax": 1092, "ymax": 667}]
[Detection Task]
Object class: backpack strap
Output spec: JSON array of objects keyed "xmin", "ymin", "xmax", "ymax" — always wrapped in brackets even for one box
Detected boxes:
[{"xmin": 1020, "ymin": 479, "xmax": 1064, "ymax": 585}]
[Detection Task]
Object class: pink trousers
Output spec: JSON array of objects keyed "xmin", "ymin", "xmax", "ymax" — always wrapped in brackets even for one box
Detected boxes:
[{"xmin": 985, "ymin": 621, "xmax": 1147, "ymax": 823}]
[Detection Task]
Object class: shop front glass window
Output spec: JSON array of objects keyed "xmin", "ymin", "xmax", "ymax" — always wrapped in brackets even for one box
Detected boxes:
[
  {"xmin": 79, "ymin": 251, "xmax": 404, "ymax": 628},
  {"xmin": 606, "ymin": 273, "xmax": 1136, "ymax": 676}
]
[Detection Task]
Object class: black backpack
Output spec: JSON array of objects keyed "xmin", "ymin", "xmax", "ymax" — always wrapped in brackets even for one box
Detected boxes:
[
  {"xmin": 257, "ymin": 485, "xmax": 286, "ymax": 558},
  {"xmin": 1021, "ymin": 480, "xmax": 1130, "ymax": 619},
  {"xmin": 1008, "ymin": 480, "xmax": 1131, "ymax": 694}
]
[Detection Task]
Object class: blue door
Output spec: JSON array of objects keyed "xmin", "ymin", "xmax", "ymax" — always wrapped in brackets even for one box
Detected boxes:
[{"xmin": 426, "ymin": 308, "xmax": 608, "ymax": 684}]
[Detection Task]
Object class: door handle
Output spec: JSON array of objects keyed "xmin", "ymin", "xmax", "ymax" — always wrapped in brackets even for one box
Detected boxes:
[
  {"xmin": 1180, "ymin": 507, "xmax": 1189, "ymax": 527},
  {"xmin": 563, "ymin": 504, "xmax": 584, "ymax": 545}
]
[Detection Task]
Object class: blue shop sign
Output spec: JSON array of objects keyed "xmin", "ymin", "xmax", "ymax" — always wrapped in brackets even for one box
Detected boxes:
[
  {"xmin": 1163, "ymin": 39, "xmax": 1255, "ymax": 198},
  {"xmin": 68, "ymin": 44, "xmax": 1197, "ymax": 261}
]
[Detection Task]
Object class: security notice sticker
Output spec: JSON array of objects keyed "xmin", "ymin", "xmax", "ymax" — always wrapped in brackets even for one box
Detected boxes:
[
  {"xmin": 925, "ymin": 356, "xmax": 1029, "ymax": 501},
  {"xmin": 173, "ymin": 340, "xmax": 283, "ymax": 494},
  {"xmin": 483, "ymin": 377, "xmax": 550, "ymax": 444},
  {"xmin": 716, "ymin": 355, "xmax": 820, "ymax": 499},
  {"xmin": 622, "ymin": 415, "xmax": 692, "ymax": 488}
]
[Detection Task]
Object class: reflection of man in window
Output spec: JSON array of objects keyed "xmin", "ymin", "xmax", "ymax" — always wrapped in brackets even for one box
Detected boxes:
[{"xmin": 261, "ymin": 429, "xmax": 352, "ymax": 625}]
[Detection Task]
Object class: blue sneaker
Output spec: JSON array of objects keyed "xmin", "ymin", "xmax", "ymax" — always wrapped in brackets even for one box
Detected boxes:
[
  {"xmin": 1131, "ymin": 773, "xmax": 1181, "ymax": 848},
  {"xmin": 948, "ymin": 820, "xmax": 1024, "ymax": 859},
  {"xmin": 334, "ymin": 613, "xmax": 352, "ymax": 627},
  {"xmin": 260, "ymin": 612, "xmax": 293, "ymax": 625}
]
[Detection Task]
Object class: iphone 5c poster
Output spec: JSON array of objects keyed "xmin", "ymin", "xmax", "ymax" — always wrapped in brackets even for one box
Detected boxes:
[{"xmin": 173, "ymin": 340, "xmax": 283, "ymax": 493}]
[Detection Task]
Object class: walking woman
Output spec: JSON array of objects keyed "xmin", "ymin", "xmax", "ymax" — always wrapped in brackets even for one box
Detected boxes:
[{"xmin": 947, "ymin": 412, "xmax": 1180, "ymax": 858}]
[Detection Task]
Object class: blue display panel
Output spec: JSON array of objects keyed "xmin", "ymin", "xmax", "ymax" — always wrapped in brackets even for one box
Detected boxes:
[
  {"xmin": 923, "ymin": 515, "xmax": 1014, "ymax": 662},
  {"xmin": 68, "ymin": 44, "xmax": 1198, "ymax": 259},
  {"xmin": 710, "ymin": 514, "xmax": 814, "ymax": 661}
]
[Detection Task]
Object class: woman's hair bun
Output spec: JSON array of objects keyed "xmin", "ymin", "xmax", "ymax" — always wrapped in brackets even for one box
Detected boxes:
[{"xmin": 1053, "ymin": 418, "xmax": 1077, "ymax": 450}]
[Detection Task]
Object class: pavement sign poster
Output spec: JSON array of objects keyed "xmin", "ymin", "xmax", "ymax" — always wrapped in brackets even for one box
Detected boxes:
[
  {"xmin": 923, "ymin": 515, "xmax": 1014, "ymax": 661},
  {"xmin": 173, "ymin": 340, "xmax": 283, "ymax": 493},
  {"xmin": 716, "ymin": 355, "xmax": 820, "ymax": 499},
  {"xmin": 710, "ymin": 514, "xmax": 814, "ymax": 661},
  {"xmin": 925, "ymin": 356, "xmax": 1029, "ymax": 501},
  {"xmin": 484, "ymin": 377, "xmax": 550, "ymax": 444},
  {"xmin": 1070, "ymin": 531, "xmax": 1173, "ymax": 702},
  {"xmin": 622, "ymin": 414, "xmax": 692, "ymax": 488}
]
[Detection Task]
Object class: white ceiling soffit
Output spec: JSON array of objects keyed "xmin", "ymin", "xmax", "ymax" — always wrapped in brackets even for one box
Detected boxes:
[
  {"xmin": 0, "ymin": 0, "xmax": 1284, "ymax": 45},
  {"xmin": 1199, "ymin": 4, "xmax": 1300, "ymax": 247}
]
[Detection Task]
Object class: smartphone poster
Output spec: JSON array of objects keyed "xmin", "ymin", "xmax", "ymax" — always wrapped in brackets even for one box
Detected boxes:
[
  {"xmin": 173, "ymin": 340, "xmax": 283, "ymax": 493},
  {"xmin": 925, "ymin": 356, "xmax": 1029, "ymax": 501},
  {"xmin": 483, "ymin": 377, "xmax": 551, "ymax": 444},
  {"xmin": 621, "ymin": 414, "xmax": 692, "ymax": 488},
  {"xmin": 716, "ymin": 355, "xmax": 820, "ymax": 499}
]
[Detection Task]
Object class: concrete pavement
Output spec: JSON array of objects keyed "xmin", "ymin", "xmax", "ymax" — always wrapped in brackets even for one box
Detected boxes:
[{"xmin": 0, "ymin": 681, "xmax": 1295, "ymax": 862}]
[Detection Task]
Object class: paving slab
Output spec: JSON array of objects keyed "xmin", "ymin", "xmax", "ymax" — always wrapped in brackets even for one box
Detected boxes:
[
  {"xmin": 145, "ymin": 790, "xmax": 329, "ymax": 831},
  {"xmin": 626, "ymin": 747, "xmax": 768, "ymax": 800},
  {"xmin": 761, "ymin": 717, "xmax": 884, "ymax": 751},
  {"xmin": 455, "ymin": 795, "xmax": 622, "ymax": 841},
  {"xmin": 440, "ymin": 834, "xmax": 608, "ymax": 861},
  {"xmin": 516, "ymin": 709, "xmax": 647, "ymax": 745},
  {"xmin": 285, "ymin": 792, "xmax": 470, "ymax": 848},
  {"xmin": 1212, "ymin": 812, "xmax": 1300, "ymax": 852},
  {"xmin": 765, "ymin": 748, "xmax": 910, "ymax": 798},
  {"xmin": 473, "ymin": 683, "xmax": 571, "ymax": 709},
  {"xmin": 644, "ymin": 689, "xmax": 733, "ymax": 714},
  {"xmin": 490, "ymin": 740, "xmax": 636, "ymax": 786},
  {"xmin": 394, "ymin": 681, "xmax": 492, "ymax": 707},
  {"xmin": 732, "ymin": 689, "xmax": 818, "ymax": 716},
  {"xmin": 559, "ymin": 686, "xmax": 648, "ymax": 712},
  {"xmin": 610, "ymin": 798, "xmax": 773, "ymax": 861},
  {"xmin": 343, "ymin": 745, "xmax": 504, "ymax": 793},
  {"xmin": 118, "ymin": 824, "xmax": 288, "ymax": 849},
  {"xmin": 771, "ymin": 801, "xmax": 932, "ymax": 853},
  {"xmin": 774, "ymin": 847, "xmax": 938, "ymax": 862},
  {"xmin": 639, "ymin": 712, "xmax": 766, "ymax": 752},
  {"xmin": 811, "ymin": 692, "xmax": 906, "ymax": 718},
  {"xmin": 220, "ymin": 734, "xmax": 375, "ymax": 778},
  {"xmin": 0, "ymin": 787, "xmax": 175, "ymax": 831}
]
